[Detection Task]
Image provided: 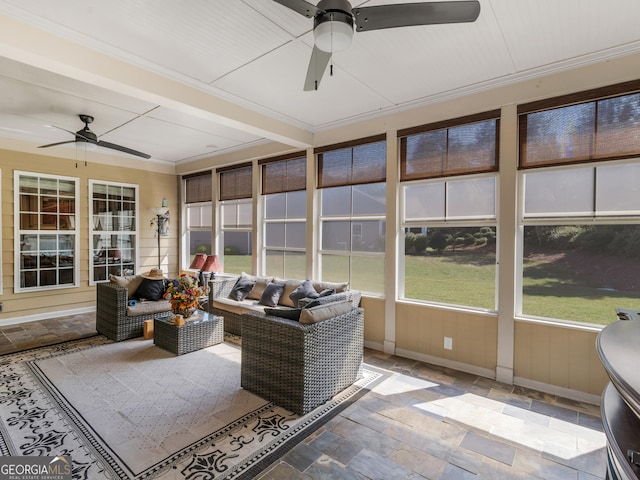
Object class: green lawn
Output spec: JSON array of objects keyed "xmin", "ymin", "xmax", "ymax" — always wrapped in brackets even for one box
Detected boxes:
[{"xmin": 224, "ymin": 251, "xmax": 639, "ymax": 325}]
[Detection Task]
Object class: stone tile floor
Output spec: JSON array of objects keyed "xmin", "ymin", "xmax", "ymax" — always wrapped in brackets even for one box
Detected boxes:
[{"xmin": 0, "ymin": 313, "xmax": 607, "ymax": 479}]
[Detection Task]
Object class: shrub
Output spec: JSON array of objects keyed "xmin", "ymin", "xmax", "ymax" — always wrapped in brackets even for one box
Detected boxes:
[
  {"xmin": 224, "ymin": 245, "xmax": 240, "ymax": 255},
  {"xmin": 413, "ymin": 234, "xmax": 428, "ymax": 253}
]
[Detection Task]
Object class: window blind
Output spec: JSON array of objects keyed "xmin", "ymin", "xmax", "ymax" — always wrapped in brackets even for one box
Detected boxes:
[
  {"xmin": 398, "ymin": 110, "xmax": 500, "ymax": 182},
  {"xmin": 183, "ymin": 171, "xmax": 212, "ymax": 203},
  {"xmin": 260, "ymin": 153, "xmax": 306, "ymax": 195},
  {"xmin": 316, "ymin": 134, "xmax": 386, "ymax": 188},
  {"xmin": 218, "ymin": 163, "xmax": 252, "ymax": 201},
  {"xmin": 518, "ymin": 79, "xmax": 640, "ymax": 169}
]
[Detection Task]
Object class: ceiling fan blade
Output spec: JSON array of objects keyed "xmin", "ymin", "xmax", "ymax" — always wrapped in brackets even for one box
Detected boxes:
[
  {"xmin": 304, "ymin": 45, "xmax": 332, "ymax": 91},
  {"xmin": 353, "ymin": 1, "xmax": 480, "ymax": 32},
  {"xmin": 97, "ymin": 140, "xmax": 151, "ymax": 159},
  {"xmin": 49, "ymin": 125, "xmax": 79, "ymax": 136},
  {"xmin": 272, "ymin": 0, "xmax": 323, "ymax": 18},
  {"xmin": 38, "ymin": 140, "xmax": 76, "ymax": 149}
]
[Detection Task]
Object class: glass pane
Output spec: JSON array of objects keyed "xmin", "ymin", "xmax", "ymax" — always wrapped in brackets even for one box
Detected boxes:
[
  {"xmin": 596, "ymin": 163, "xmax": 640, "ymax": 214},
  {"xmin": 200, "ymin": 204, "xmax": 212, "ymax": 228},
  {"xmin": 59, "ymin": 198, "xmax": 74, "ymax": 214},
  {"xmin": 286, "ymin": 190, "xmax": 306, "ymax": 219},
  {"xmin": 59, "ymin": 179, "xmax": 75, "ymax": 196},
  {"xmin": 265, "ymin": 193, "xmax": 286, "ymax": 219},
  {"xmin": 59, "ymin": 269, "xmax": 74, "ymax": 285},
  {"xmin": 522, "ymin": 225, "xmax": 640, "ymax": 325},
  {"xmin": 93, "ymin": 200, "xmax": 107, "ymax": 215},
  {"xmin": 187, "ymin": 205, "xmax": 200, "ymax": 228},
  {"xmin": 40, "ymin": 177, "xmax": 57, "ymax": 195},
  {"xmin": 285, "ymin": 222, "xmax": 306, "ymax": 249},
  {"xmin": 404, "ymin": 183, "xmax": 445, "ymax": 220},
  {"xmin": 447, "ymin": 177, "xmax": 496, "ymax": 219},
  {"xmin": 93, "ymin": 183, "xmax": 107, "ymax": 198},
  {"xmin": 524, "ymin": 103, "xmax": 596, "ymax": 166},
  {"xmin": 352, "ymin": 141, "xmax": 386, "ymax": 184},
  {"xmin": 265, "ymin": 250, "xmax": 285, "ymax": 278},
  {"xmin": 20, "ymin": 194, "xmax": 37, "ymax": 212},
  {"xmin": 122, "ymin": 186, "xmax": 136, "ymax": 202},
  {"xmin": 20, "ymin": 176, "xmax": 38, "ymax": 194},
  {"xmin": 20, "ymin": 213, "xmax": 38, "ymax": 230},
  {"xmin": 265, "ymin": 222, "xmax": 285, "ymax": 248},
  {"xmin": 322, "ymin": 186, "xmax": 350, "ymax": 216},
  {"xmin": 353, "ymin": 183, "xmax": 386, "ymax": 215},
  {"xmin": 322, "ymin": 221, "xmax": 350, "ymax": 251},
  {"xmin": 403, "ymin": 227, "xmax": 497, "ymax": 309},
  {"xmin": 320, "ymin": 149, "xmax": 352, "ymax": 187},
  {"xmin": 284, "ymin": 251, "xmax": 306, "ymax": 279},
  {"xmin": 352, "ymin": 220, "xmax": 385, "ymax": 252},
  {"xmin": 524, "ymin": 168, "xmax": 594, "ymax": 216},
  {"xmin": 108, "ymin": 185, "xmax": 123, "ymax": 200},
  {"xmin": 223, "ymin": 231, "xmax": 252, "ymax": 274},
  {"xmin": 222, "ymin": 203, "xmax": 237, "ymax": 228},
  {"xmin": 351, "ymin": 255, "xmax": 384, "ymax": 294},
  {"xmin": 237, "ymin": 202, "xmax": 252, "ymax": 228},
  {"xmin": 321, "ymin": 254, "xmax": 349, "ymax": 285},
  {"xmin": 59, "ymin": 215, "xmax": 75, "ymax": 230}
]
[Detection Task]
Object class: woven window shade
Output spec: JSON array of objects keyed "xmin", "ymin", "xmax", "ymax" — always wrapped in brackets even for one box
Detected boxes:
[
  {"xmin": 317, "ymin": 137, "xmax": 386, "ymax": 188},
  {"xmin": 519, "ymin": 80, "xmax": 640, "ymax": 169},
  {"xmin": 399, "ymin": 111, "xmax": 499, "ymax": 181},
  {"xmin": 219, "ymin": 164, "xmax": 252, "ymax": 201},
  {"xmin": 184, "ymin": 172, "xmax": 212, "ymax": 203},
  {"xmin": 262, "ymin": 156, "xmax": 306, "ymax": 195}
]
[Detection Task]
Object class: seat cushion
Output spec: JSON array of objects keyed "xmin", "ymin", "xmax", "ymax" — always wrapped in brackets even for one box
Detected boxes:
[
  {"xmin": 126, "ymin": 300, "xmax": 171, "ymax": 316},
  {"xmin": 298, "ymin": 300, "xmax": 352, "ymax": 324}
]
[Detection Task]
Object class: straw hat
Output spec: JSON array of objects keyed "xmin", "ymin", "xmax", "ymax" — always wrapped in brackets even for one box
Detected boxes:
[{"xmin": 141, "ymin": 268, "xmax": 165, "ymax": 280}]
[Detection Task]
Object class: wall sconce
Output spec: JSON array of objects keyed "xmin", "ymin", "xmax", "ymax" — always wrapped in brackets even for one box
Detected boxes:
[{"xmin": 150, "ymin": 199, "xmax": 170, "ymax": 269}]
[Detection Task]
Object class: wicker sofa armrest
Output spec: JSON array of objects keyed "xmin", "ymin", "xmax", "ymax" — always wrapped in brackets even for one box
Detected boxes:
[
  {"xmin": 240, "ymin": 306, "xmax": 364, "ymax": 415},
  {"xmin": 208, "ymin": 276, "xmax": 238, "ymax": 305}
]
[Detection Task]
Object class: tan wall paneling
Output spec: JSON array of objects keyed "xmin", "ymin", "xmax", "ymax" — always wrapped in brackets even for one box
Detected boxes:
[
  {"xmin": 514, "ymin": 321, "xmax": 609, "ymax": 396},
  {"xmin": 396, "ymin": 302, "xmax": 498, "ymax": 371},
  {"xmin": 361, "ymin": 296, "xmax": 384, "ymax": 346},
  {"xmin": 0, "ymin": 148, "xmax": 178, "ymax": 322}
]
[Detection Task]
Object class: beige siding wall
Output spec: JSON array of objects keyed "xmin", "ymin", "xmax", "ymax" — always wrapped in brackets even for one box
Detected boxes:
[
  {"xmin": 395, "ymin": 302, "xmax": 498, "ymax": 373},
  {"xmin": 514, "ymin": 321, "xmax": 609, "ymax": 396},
  {"xmin": 0, "ymin": 149, "xmax": 178, "ymax": 321},
  {"xmin": 361, "ymin": 296, "xmax": 385, "ymax": 347}
]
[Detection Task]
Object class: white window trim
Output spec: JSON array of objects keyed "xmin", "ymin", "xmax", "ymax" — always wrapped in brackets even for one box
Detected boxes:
[
  {"xmin": 14, "ymin": 170, "xmax": 80, "ymax": 293},
  {"xmin": 88, "ymin": 180, "xmax": 140, "ymax": 285}
]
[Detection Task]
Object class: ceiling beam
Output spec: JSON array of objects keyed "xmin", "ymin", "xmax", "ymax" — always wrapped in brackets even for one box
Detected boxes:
[{"xmin": 0, "ymin": 15, "xmax": 313, "ymax": 149}]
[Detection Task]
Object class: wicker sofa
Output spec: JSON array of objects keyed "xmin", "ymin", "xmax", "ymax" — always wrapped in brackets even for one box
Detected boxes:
[
  {"xmin": 209, "ymin": 274, "xmax": 361, "ymax": 336},
  {"xmin": 240, "ymin": 301, "xmax": 365, "ymax": 415}
]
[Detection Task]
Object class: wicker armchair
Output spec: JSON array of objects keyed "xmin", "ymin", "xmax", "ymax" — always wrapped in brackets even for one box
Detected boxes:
[
  {"xmin": 96, "ymin": 282, "xmax": 173, "ymax": 341},
  {"xmin": 240, "ymin": 306, "xmax": 364, "ymax": 415}
]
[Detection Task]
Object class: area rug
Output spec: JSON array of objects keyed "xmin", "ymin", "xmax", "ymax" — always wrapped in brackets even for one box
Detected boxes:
[{"xmin": 0, "ymin": 336, "xmax": 386, "ymax": 479}]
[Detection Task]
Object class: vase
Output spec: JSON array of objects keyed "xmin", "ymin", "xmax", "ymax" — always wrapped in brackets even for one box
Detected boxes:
[{"xmin": 174, "ymin": 306, "xmax": 196, "ymax": 318}]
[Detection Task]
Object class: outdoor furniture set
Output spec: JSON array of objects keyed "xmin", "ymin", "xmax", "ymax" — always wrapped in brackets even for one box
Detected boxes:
[{"xmin": 95, "ymin": 271, "xmax": 364, "ymax": 415}]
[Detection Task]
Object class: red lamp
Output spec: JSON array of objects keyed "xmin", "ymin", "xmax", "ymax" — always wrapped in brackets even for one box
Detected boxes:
[
  {"xmin": 189, "ymin": 253, "xmax": 207, "ymax": 270},
  {"xmin": 201, "ymin": 255, "xmax": 222, "ymax": 275}
]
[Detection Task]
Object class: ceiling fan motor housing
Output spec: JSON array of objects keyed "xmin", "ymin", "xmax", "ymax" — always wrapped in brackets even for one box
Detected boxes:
[{"xmin": 314, "ymin": 0, "xmax": 354, "ymax": 52}]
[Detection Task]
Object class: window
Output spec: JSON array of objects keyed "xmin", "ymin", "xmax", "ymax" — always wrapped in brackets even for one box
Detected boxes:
[
  {"xmin": 519, "ymin": 83, "xmax": 640, "ymax": 326},
  {"xmin": 15, "ymin": 171, "xmax": 79, "ymax": 291},
  {"xmin": 261, "ymin": 154, "xmax": 306, "ymax": 278},
  {"xmin": 399, "ymin": 112, "xmax": 500, "ymax": 310},
  {"xmin": 184, "ymin": 172, "xmax": 212, "ymax": 266},
  {"xmin": 317, "ymin": 136, "xmax": 386, "ymax": 294},
  {"xmin": 219, "ymin": 163, "xmax": 252, "ymax": 274},
  {"xmin": 90, "ymin": 181, "xmax": 138, "ymax": 284}
]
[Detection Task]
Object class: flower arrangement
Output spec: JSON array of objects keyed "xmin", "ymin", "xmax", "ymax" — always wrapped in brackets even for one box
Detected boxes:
[{"xmin": 163, "ymin": 273, "xmax": 206, "ymax": 318}]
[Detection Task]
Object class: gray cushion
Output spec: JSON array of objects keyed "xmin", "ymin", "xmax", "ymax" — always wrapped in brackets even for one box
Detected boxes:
[
  {"xmin": 264, "ymin": 307, "xmax": 302, "ymax": 321},
  {"xmin": 133, "ymin": 278, "xmax": 166, "ymax": 301},
  {"xmin": 229, "ymin": 276, "xmax": 255, "ymax": 301},
  {"xmin": 258, "ymin": 282, "xmax": 285, "ymax": 307},
  {"xmin": 289, "ymin": 279, "xmax": 319, "ymax": 307},
  {"xmin": 109, "ymin": 274, "xmax": 143, "ymax": 299},
  {"xmin": 246, "ymin": 275, "xmax": 274, "ymax": 300},
  {"xmin": 299, "ymin": 300, "xmax": 352, "ymax": 324}
]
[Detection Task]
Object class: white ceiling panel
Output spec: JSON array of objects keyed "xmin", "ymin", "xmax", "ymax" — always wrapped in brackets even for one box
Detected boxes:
[
  {"xmin": 213, "ymin": 38, "xmax": 394, "ymax": 128},
  {"xmin": 490, "ymin": 0, "xmax": 640, "ymax": 71}
]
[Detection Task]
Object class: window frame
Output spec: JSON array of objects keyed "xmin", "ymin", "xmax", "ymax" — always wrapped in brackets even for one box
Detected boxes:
[
  {"xmin": 14, "ymin": 170, "xmax": 80, "ymax": 293},
  {"xmin": 88, "ymin": 180, "xmax": 139, "ymax": 285}
]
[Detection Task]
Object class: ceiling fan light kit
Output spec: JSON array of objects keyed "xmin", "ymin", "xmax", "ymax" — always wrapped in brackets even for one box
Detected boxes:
[{"xmin": 274, "ymin": 0, "xmax": 481, "ymax": 90}]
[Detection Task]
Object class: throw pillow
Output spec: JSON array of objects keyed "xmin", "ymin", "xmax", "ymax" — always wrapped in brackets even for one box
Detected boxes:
[
  {"xmin": 312, "ymin": 280, "xmax": 349, "ymax": 294},
  {"xmin": 258, "ymin": 282, "xmax": 285, "ymax": 307},
  {"xmin": 133, "ymin": 278, "xmax": 167, "ymax": 301},
  {"xmin": 318, "ymin": 288, "xmax": 336, "ymax": 298},
  {"xmin": 109, "ymin": 274, "xmax": 144, "ymax": 299},
  {"xmin": 274, "ymin": 278, "xmax": 303, "ymax": 307},
  {"xmin": 289, "ymin": 279, "xmax": 320, "ymax": 307},
  {"xmin": 264, "ymin": 307, "xmax": 302, "ymax": 321},
  {"xmin": 247, "ymin": 276, "xmax": 274, "ymax": 300},
  {"xmin": 299, "ymin": 300, "xmax": 352, "ymax": 324},
  {"xmin": 228, "ymin": 276, "xmax": 255, "ymax": 301}
]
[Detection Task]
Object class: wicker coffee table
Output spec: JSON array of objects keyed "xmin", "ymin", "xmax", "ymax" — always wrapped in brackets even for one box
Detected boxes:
[{"xmin": 154, "ymin": 311, "xmax": 223, "ymax": 355}]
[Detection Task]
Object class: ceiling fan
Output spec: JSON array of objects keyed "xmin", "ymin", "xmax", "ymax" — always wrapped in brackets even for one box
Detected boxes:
[
  {"xmin": 38, "ymin": 114, "xmax": 151, "ymax": 159},
  {"xmin": 274, "ymin": 0, "xmax": 481, "ymax": 91}
]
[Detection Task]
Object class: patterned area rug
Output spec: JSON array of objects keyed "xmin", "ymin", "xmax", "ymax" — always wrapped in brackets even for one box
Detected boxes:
[{"xmin": 0, "ymin": 336, "xmax": 386, "ymax": 479}]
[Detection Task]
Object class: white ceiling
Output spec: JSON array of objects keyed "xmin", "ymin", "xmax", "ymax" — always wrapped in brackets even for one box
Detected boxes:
[{"xmin": 1, "ymin": 0, "xmax": 640, "ymax": 168}]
